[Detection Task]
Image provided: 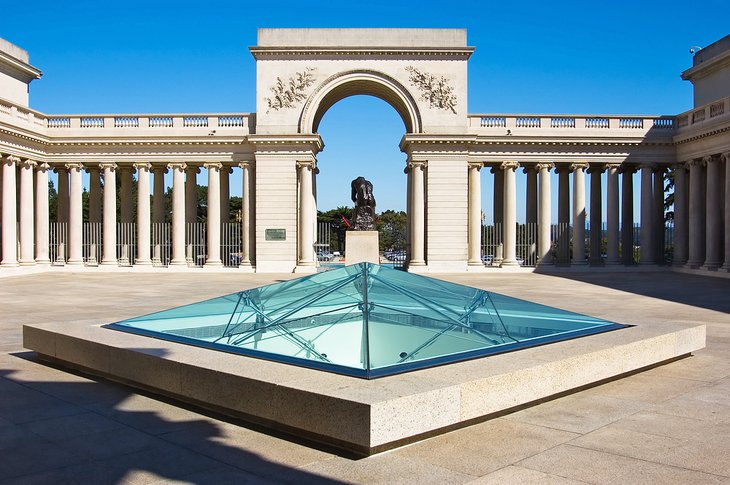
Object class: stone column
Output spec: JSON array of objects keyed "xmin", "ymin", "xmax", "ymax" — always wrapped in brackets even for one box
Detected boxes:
[
  {"xmin": 185, "ymin": 165, "xmax": 198, "ymax": 223},
  {"xmin": 239, "ymin": 162, "xmax": 253, "ymax": 268},
  {"xmin": 536, "ymin": 162, "xmax": 553, "ymax": 265},
  {"xmin": 205, "ymin": 162, "xmax": 223, "ymax": 266},
  {"xmin": 621, "ymin": 165, "xmax": 636, "ymax": 264},
  {"xmin": 35, "ymin": 163, "xmax": 50, "ymax": 265},
  {"xmin": 100, "ymin": 163, "xmax": 117, "ymax": 265},
  {"xmin": 119, "ymin": 166, "xmax": 134, "ymax": 223},
  {"xmin": 673, "ymin": 162, "xmax": 689, "ymax": 266},
  {"xmin": 66, "ymin": 163, "xmax": 84, "ymax": 265},
  {"xmin": 18, "ymin": 159, "xmax": 36, "ymax": 265},
  {"xmin": 555, "ymin": 164, "xmax": 571, "ymax": 264},
  {"xmin": 653, "ymin": 167, "xmax": 666, "ymax": 263},
  {"xmin": 605, "ymin": 163, "xmax": 621, "ymax": 265},
  {"xmin": 501, "ymin": 161, "xmax": 520, "ymax": 267},
  {"xmin": 467, "ymin": 161, "xmax": 483, "ymax": 266},
  {"xmin": 88, "ymin": 165, "xmax": 102, "ymax": 224},
  {"xmin": 703, "ymin": 156, "xmax": 722, "ymax": 269},
  {"xmin": 56, "ymin": 165, "xmax": 69, "ymax": 224},
  {"xmin": 1, "ymin": 155, "xmax": 19, "ymax": 266},
  {"xmin": 721, "ymin": 152, "xmax": 730, "ymax": 272},
  {"xmin": 169, "ymin": 163, "xmax": 187, "ymax": 265},
  {"xmin": 220, "ymin": 166, "xmax": 230, "ymax": 224},
  {"xmin": 409, "ymin": 161, "xmax": 427, "ymax": 267},
  {"xmin": 638, "ymin": 164, "xmax": 655, "ymax": 265},
  {"xmin": 135, "ymin": 162, "xmax": 152, "ymax": 265},
  {"xmin": 687, "ymin": 158, "xmax": 706, "ymax": 268},
  {"xmin": 571, "ymin": 162, "xmax": 588, "ymax": 265},
  {"xmin": 491, "ymin": 165, "xmax": 504, "ymax": 262},
  {"xmin": 297, "ymin": 161, "xmax": 315, "ymax": 268},
  {"xmin": 152, "ymin": 165, "xmax": 167, "ymax": 223},
  {"xmin": 525, "ymin": 164, "xmax": 538, "ymax": 264},
  {"xmin": 588, "ymin": 163, "xmax": 605, "ymax": 265}
]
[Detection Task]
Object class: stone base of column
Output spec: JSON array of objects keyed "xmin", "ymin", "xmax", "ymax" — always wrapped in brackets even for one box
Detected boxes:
[
  {"xmin": 700, "ymin": 261, "xmax": 720, "ymax": 271},
  {"xmin": 135, "ymin": 259, "xmax": 153, "ymax": 266},
  {"xmin": 685, "ymin": 260, "xmax": 703, "ymax": 269},
  {"xmin": 467, "ymin": 259, "xmax": 483, "ymax": 266},
  {"xmin": 501, "ymin": 259, "xmax": 519, "ymax": 267},
  {"xmin": 639, "ymin": 260, "xmax": 655, "ymax": 266},
  {"xmin": 35, "ymin": 259, "xmax": 51, "ymax": 266},
  {"xmin": 406, "ymin": 263, "xmax": 428, "ymax": 274},
  {"xmin": 571, "ymin": 260, "xmax": 588, "ymax": 266},
  {"xmin": 204, "ymin": 260, "xmax": 223, "ymax": 267},
  {"xmin": 19, "ymin": 260, "xmax": 37, "ymax": 266},
  {"xmin": 605, "ymin": 259, "xmax": 622, "ymax": 265},
  {"xmin": 1, "ymin": 261, "xmax": 19, "ymax": 267},
  {"xmin": 66, "ymin": 260, "xmax": 84, "ymax": 266},
  {"xmin": 238, "ymin": 262, "xmax": 255, "ymax": 273},
  {"xmin": 169, "ymin": 259, "xmax": 188, "ymax": 266},
  {"xmin": 720, "ymin": 264, "xmax": 730, "ymax": 272}
]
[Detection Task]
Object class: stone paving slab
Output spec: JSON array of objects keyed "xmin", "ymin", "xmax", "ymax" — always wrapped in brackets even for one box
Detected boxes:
[{"xmin": 0, "ymin": 270, "xmax": 728, "ymax": 483}]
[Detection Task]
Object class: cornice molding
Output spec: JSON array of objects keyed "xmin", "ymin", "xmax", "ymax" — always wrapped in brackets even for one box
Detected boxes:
[{"xmin": 249, "ymin": 46, "xmax": 474, "ymax": 60}]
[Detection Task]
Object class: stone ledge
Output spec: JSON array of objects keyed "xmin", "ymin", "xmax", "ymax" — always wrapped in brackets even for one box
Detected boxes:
[{"xmin": 23, "ymin": 319, "xmax": 705, "ymax": 455}]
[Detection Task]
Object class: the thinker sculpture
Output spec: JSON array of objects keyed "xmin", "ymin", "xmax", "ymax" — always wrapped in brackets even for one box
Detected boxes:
[{"xmin": 350, "ymin": 176, "xmax": 376, "ymax": 231}]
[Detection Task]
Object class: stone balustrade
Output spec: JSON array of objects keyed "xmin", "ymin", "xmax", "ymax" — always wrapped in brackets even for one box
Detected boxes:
[
  {"xmin": 0, "ymin": 96, "xmax": 255, "ymax": 136},
  {"xmin": 675, "ymin": 95, "xmax": 730, "ymax": 131},
  {"xmin": 469, "ymin": 113, "xmax": 676, "ymax": 137}
]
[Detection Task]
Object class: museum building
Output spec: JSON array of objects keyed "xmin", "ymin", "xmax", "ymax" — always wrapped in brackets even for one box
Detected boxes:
[{"xmin": 0, "ymin": 30, "xmax": 729, "ymax": 274}]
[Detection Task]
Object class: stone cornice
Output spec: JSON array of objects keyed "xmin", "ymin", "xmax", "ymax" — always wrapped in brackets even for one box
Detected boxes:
[
  {"xmin": 247, "ymin": 134, "xmax": 323, "ymax": 151},
  {"xmin": 249, "ymin": 46, "xmax": 474, "ymax": 60},
  {"xmin": 673, "ymin": 123, "xmax": 730, "ymax": 145},
  {"xmin": 0, "ymin": 50, "xmax": 42, "ymax": 82}
]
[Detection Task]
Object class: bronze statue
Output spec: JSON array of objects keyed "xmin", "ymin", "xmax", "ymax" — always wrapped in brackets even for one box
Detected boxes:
[{"xmin": 350, "ymin": 176, "xmax": 376, "ymax": 231}]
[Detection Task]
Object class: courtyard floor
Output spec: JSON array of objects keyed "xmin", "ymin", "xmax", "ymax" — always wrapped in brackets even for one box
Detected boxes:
[{"xmin": 0, "ymin": 269, "xmax": 728, "ymax": 484}]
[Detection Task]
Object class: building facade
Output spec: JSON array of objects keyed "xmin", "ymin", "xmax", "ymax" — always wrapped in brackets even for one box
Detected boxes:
[{"xmin": 1, "ymin": 30, "xmax": 729, "ymax": 273}]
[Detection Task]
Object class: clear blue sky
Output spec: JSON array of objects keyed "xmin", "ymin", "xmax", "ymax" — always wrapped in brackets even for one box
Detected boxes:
[{"xmin": 3, "ymin": 0, "xmax": 728, "ymax": 221}]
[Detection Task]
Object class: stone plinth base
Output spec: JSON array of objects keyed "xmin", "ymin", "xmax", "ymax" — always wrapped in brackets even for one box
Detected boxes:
[{"xmin": 346, "ymin": 231, "xmax": 379, "ymax": 265}]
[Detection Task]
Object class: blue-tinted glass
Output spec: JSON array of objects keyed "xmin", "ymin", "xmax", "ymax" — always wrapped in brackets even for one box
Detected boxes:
[{"xmin": 106, "ymin": 263, "xmax": 624, "ymax": 378}]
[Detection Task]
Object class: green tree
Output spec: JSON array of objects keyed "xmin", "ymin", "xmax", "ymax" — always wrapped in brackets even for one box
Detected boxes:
[
  {"xmin": 376, "ymin": 210, "xmax": 407, "ymax": 251},
  {"xmin": 48, "ymin": 181, "xmax": 58, "ymax": 222}
]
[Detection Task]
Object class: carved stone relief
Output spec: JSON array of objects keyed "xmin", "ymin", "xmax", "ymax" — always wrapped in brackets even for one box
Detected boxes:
[
  {"xmin": 265, "ymin": 68, "xmax": 317, "ymax": 113},
  {"xmin": 404, "ymin": 66, "xmax": 457, "ymax": 114}
]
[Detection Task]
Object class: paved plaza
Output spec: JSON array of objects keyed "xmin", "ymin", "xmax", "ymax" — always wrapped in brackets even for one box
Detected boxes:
[{"xmin": 1, "ymin": 270, "xmax": 729, "ymax": 484}]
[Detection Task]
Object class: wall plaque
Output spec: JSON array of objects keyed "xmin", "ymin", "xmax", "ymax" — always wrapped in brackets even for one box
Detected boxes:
[{"xmin": 265, "ymin": 228, "xmax": 286, "ymax": 241}]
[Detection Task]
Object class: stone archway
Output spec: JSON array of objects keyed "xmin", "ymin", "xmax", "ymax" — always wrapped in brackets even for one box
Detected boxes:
[{"xmin": 298, "ymin": 70, "xmax": 422, "ymax": 135}]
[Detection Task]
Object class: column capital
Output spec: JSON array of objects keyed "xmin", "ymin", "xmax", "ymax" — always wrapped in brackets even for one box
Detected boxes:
[
  {"xmin": 296, "ymin": 160, "xmax": 315, "ymax": 171},
  {"xmin": 636, "ymin": 162, "xmax": 656, "ymax": 170},
  {"xmin": 18, "ymin": 159, "xmax": 37, "ymax": 169},
  {"xmin": 569, "ymin": 162, "xmax": 589, "ymax": 172},
  {"xmin": 467, "ymin": 161, "xmax": 483, "ymax": 171},
  {"xmin": 688, "ymin": 158, "xmax": 706, "ymax": 167},
  {"xmin": 722, "ymin": 152, "xmax": 730, "ymax": 163},
  {"xmin": 98, "ymin": 162, "xmax": 118, "ymax": 171},
  {"xmin": 185, "ymin": 164, "xmax": 201, "ymax": 174},
  {"xmin": 85, "ymin": 164, "xmax": 101, "ymax": 174},
  {"xmin": 587, "ymin": 162, "xmax": 606, "ymax": 174},
  {"xmin": 133, "ymin": 162, "xmax": 153, "ymax": 171},
  {"xmin": 535, "ymin": 162, "xmax": 555, "ymax": 172},
  {"xmin": 238, "ymin": 161, "xmax": 254, "ymax": 170},
  {"xmin": 204, "ymin": 162, "xmax": 223, "ymax": 171},
  {"xmin": 522, "ymin": 164, "xmax": 537, "ymax": 174},
  {"xmin": 2, "ymin": 154, "xmax": 20, "ymax": 166},
  {"xmin": 675, "ymin": 161, "xmax": 690, "ymax": 171},
  {"xmin": 553, "ymin": 163, "xmax": 572, "ymax": 174},
  {"xmin": 618, "ymin": 164, "xmax": 637, "ymax": 174},
  {"xmin": 500, "ymin": 160, "xmax": 520, "ymax": 171},
  {"xmin": 36, "ymin": 162, "xmax": 51, "ymax": 172},
  {"xmin": 408, "ymin": 160, "xmax": 427, "ymax": 170},
  {"xmin": 702, "ymin": 155, "xmax": 713, "ymax": 165},
  {"xmin": 167, "ymin": 162, "xmax": 187, "ymax": 172},
  {"xmin": 605, "ymin": 163, "xmax": 623, "ymax": 171},
  {"xmin": 65, "ymin": 162, "xmax": 84, "ymax": 171}
]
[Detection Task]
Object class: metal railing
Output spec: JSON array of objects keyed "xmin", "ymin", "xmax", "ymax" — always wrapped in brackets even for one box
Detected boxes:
[
  {"xmin": 152, "ymin": 222, "xmax": 171, "ymax": 267},
  {"xmin": 49, "ymin": 222, "xmax": 68, "ymax": 265},
  {"xmin": 82, "ymin": 222, "xmax": 102, "ymax": 266},
  {"xmin": 117, "ymin": 222, "xmax": 136, "ymax": 266},
  {"xmin": 481, "ymin": 223, "xmax": 503, "ymax": 266},
  {"xmin": 186, "ymin": 222, "xmax": 206, "ymax": 267},
  {"xmin": 221, "ymin": 222, "xmax": 241, "ymax": 267}
]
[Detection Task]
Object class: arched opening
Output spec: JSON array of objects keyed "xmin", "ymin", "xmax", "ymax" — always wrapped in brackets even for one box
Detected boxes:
[{"xmin": 314, "ymin": 94, "xmax": 409, "ymax": 265}]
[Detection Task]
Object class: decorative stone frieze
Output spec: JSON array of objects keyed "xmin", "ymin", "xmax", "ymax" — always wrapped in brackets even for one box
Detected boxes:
[
  {"xmin": 404, "ymin": 66, "xmax": 457, "ymax": 114},
  {"xmin": 265, "ymin": 68, "xmax": 317, "ymax": 113}
]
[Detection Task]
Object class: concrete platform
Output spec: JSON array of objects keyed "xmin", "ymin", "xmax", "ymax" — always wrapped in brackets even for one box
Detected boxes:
[{"xmin": 23, "ymin": 289, "xmax": 705, "ymax": 455}]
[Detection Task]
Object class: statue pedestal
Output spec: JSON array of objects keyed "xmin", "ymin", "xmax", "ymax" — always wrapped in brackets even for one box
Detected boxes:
[{"xmin": 345, "ymin": 231, "xmax": 379, "ymax": 265}]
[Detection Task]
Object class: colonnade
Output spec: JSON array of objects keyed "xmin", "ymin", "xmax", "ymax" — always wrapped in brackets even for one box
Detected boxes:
[
  {"xmin": 464, "ymin": 160, "xmax": 676, "ymax": 267},
  {"xmin": 0, "ymin": 154, "xmax": 255, "ymax": 269},
  {"xmin": 673, "ymin": 152, "xmax": 730, "ymax": 270}
]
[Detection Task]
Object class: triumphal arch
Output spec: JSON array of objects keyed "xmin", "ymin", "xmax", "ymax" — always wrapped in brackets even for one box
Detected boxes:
[{"xmin": 1, "ymin": 29, "xmax": 729, "ymax": 274}]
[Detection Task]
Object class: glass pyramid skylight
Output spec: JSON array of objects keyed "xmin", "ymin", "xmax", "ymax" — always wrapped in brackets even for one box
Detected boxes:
[{"xmin": 105, "ymin": 263, "xmax": 625, "ymax": 378}]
